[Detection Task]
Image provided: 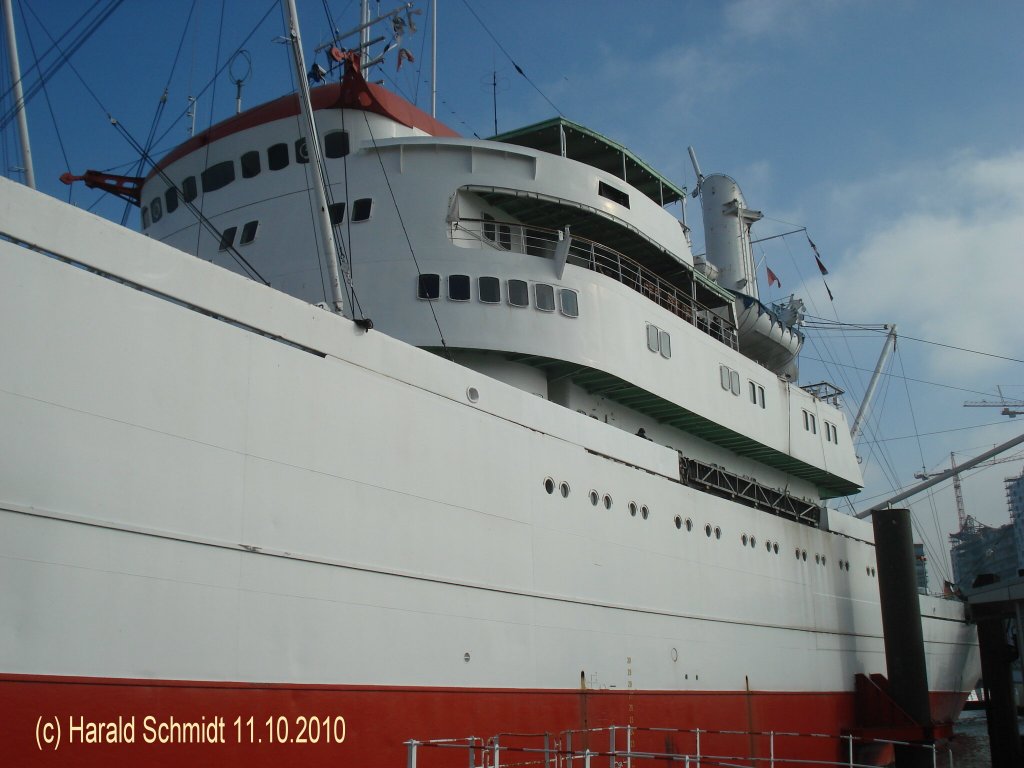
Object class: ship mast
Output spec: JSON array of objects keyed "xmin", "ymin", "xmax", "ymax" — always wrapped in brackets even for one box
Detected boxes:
[
  {"xmin": 2, "ymin": 0, "xmax": 35, "ymax": 188},
  {"xmin": 283, "ymin": 0, "xmax": 346, "ymax": 315}
]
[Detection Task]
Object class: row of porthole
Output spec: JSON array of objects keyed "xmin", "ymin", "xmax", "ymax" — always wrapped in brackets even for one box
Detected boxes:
[{"xmin": 550, "ymin": 480, "xmax": 879, "ymax": 576}]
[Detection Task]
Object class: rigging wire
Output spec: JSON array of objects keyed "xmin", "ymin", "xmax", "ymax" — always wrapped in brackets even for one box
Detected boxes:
[
  {"xmin": 360, "ymin": 109, "xmax": 450, "ymax": 357},
  {"xmin": 14, "ymin": 0, "xmax": 73, "ymax": 200},
  {"xmin": 456, "ymin": 0, "xmax": 562, "ymax": 121},
  {"xmin": 0, "ymin": 0, "xmax": 124, "ymax": 131}
]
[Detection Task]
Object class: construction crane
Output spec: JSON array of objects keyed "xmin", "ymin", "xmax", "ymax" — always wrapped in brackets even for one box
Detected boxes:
[
  {"xmin": 964, "ymin": 385, "xmax": 1024, "ymax": 418},
  {"xmin": 914, "ymin": 451, "xmax": 1024, "ymax": 533}
]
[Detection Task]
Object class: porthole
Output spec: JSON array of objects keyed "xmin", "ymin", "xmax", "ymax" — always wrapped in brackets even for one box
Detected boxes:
[
  {"xmin": 821, "ymin": 555, "xmax": 827, "ymax": 566},
  {"xmin": 466, "ymin": 387, "xmax": 480, "ymax": 403},
  {"xmin": 714, "ymin": 526, "xmax": 722, "ymax": 540},
  {"xmin": 845, "ymin": 561, "xmax": 850, "ymax": 571},
  {"xmin": 815, "ymin": 554, "xmax": 820, "ymax": 564},
  {"xmin": 628, "ymin": 501, "xmax": 637, "ymax": 517},
  {"xmin": 603, "ymin": 494, "xmax": 612, "ymax": 510},
  {"xmin": 352, "ymin": 198, "xmax": 373, "ymax": 221},
  {"xmin": 766, "ymin": 540, "xmax": 772, "ymax": 553},
  {"xmin": 218, "ymin": 226, "xmax": 238, "ymax": 251},
  {"xmin": 773, "ymin": 543, "xmax": 779, "ymax": 554},
  {"xmin": 641, "ymin": 505, "xmax": 649, "ymax": 520},
  {"xmin": 741, "ymin": 534, "xmax": 748, "ymax": 547},
  {"xmin": 164, "ymin": 186, "xmax": 178, "ymax": 213},
  {"xmin": 674, "ymin": 515, "xmax": 682, "ymax": 530},
  {"xmin": 559, "ymin": 482, "xmax": 570, "ymax": 499},
  {"xmin": 268, "ymin": 142, "xmax": 289, "ymax": 170},
  {"xmin": 802, "ymin": 550, "xmax": 807, "ymax": 561},
  {"xmin": 748, "ymin": 537, "xmax": 755, "ymax": 548},
  {"xmin": 589, "ymin": 490, "xmax": 600, "ymax": 506},
  {"xmin": 795, "ymin": 548, "xmax": 801, "ymax": 560},
  {"xmin": 150, "ymin": 196, "xmax": 163, "ymax": 222},
  {"xmin": 294, "ymin": 138, "xmax": 309, "ymax": 164},
  {"xmin": 508, "ymin": 279, "xmax": 529, "ymax": 307},
  {"xmin": 705, "ymin": 524, "xmax": 712, "ymax": 538},
  {"xmin": 241, "ymin": 150, "xmax": 261, "ymax": 178},
  {"xmin": 328, "ymin": 202, "xmax": 346, "ymax": 225},
  {"xmin": 871, "ymin": 567, "xmax": 876, "ymax": 577},
  {"xmin": 544, "ymin": 478, "xmax": 555, "ymax": 495},
  {"xmin": 685, "ymin": 518, "xmax": 693, "ymax": 532}
]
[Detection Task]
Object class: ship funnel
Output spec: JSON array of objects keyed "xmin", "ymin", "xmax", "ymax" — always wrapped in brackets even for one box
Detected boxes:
[{"xmin": 699, "ymin": 174, "xmax": 762, "ymax": 300}]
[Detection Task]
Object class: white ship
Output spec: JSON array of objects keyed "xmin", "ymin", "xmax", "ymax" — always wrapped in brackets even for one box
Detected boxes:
[{"xmin": 0, "ymin": 3, "xmax": 979, "ymax": 766}]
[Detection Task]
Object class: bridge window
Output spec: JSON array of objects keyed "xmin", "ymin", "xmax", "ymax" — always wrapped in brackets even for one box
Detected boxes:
[
  {"xmin": 201, "ymin": 161, "xmax": 235, "ymax": 193},
  {"xmin": 352, "ymin": 198, "xmax": 373, "ymax": 221},
  {"xmin": 535, "ymin": 283, "xmax": 555, "ymax": 311},
  {"xmin": 417, "ymin": 273, "xmax": 440, "ymax": 300},
  {"xmin": 268, "ymin": 142, "xmax": 289, "ymax": 171},
  {"xmin": 448, "ymin": 274, "xmax": 471, "ymax": 301},
  {"xmin": 150, "ymin": 197, "xmax": 163, "ymax": 223},
  {"xmin": 479, "ymin": 276, "xmax": 501, "ymax": 303},
  {"xmin": 164, "ymin": 187, "xmax": 178, "ymax": 213},
  {"xmin": 182, "ymin": 176, "xmax": 197, "ymax": 202},
  {"xmin": 241, "ymin": 150, "xmax": 261, "ymax": 178},
  {"xmin": 598, "ymin": 180, "xmax": 630, "ymax": 209},
  {"xmin": 325, "ymin": 130, "xmax": 350, "ymax": 158},
  {"xmin": 218, "ymin": 226, "xmax": 237, "ymax": 251},
  {"xmin": 239, "ymin": 220, "xmax": 259, "ymax": 245},
  {"xmin": 559, "ymin": 289, "xmax": 578, "ymax": 318},
  {"xmin": 508, "ymin": 279, "xmax": 529, "ymax": 307},
  {"xmin": 749, "ymin": 382, "xmax": 765, "ymax": 408},
  {"xmin": 295, "ymin": 138, "xmax": 309, "ymax": 164},
  {"xmin": 328, "ymin": 202, "xmax": 346, "ymax": 225}
]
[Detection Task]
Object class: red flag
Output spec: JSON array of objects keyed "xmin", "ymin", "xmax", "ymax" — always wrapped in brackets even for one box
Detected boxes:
[
  {"xmin": 808, "ymin": 235, "xmax": 828, "ymax": 274},
  {"xmin": 823, "ymin": 279, "xmax": 834, "ymax": 301},
  {"xmin": 767, "ymin": 266, "xmax": 780, "ymax": 288},
  {"xmin": 815, "ymin": 254, "xmax": 829, "ymax": 276}
]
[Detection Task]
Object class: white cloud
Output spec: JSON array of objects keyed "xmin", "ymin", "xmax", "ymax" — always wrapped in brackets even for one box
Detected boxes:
[{"xmin": 828, "ymin": 149, "xmax": 1024, "ymax": 380}]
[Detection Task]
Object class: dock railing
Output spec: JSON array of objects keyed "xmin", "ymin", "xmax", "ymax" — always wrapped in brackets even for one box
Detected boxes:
[{"xmin": 404, "ymin": 724, "xmax": 953, "ymax": 768}]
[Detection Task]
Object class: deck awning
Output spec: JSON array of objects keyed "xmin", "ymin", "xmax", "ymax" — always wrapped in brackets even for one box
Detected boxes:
[{"xmin": 491, "ymin": 118, "xmax": 687, "ymax": 207}]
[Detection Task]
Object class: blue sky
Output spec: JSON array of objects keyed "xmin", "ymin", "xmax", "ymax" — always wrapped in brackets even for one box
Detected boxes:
[{"xmin": 3, "ymin": 0, "xmax": 1023, "ymax": 585}]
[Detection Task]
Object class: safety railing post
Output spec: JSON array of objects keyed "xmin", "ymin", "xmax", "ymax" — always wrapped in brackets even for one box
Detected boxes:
[
  {"xmin": 695, "ymin": 729, "xmax": 701, "ymax": 768},
  {"xmin": 769, "ymin": 731, "xmax": 775, "ymax": 768},
  {"xmin": 584, "ymin": 748, "xmax": 592, "ymax": 768},
  {"xmin": 493, "ymin": 736, "xmax": 501, "ymax": 768},
  {"xmin": 626, "ymin": 725, "xmax": 632, "ymax": 768},
  {"xmin": 469, "ymin": 736, "xmax": 476, "ymax": 768},
  {"xmin": 405, "ymin": 739, "xmax": 419, "ymax": 768},
  {"xmin": 609, "ymin": 726, "xmax": 616, "ymax": 768},
  {"xmin": 567, "ymin": 731, "xmax": 574, "ymax": 768},
  {"xmin": 544, "ymin": 733, "xmax": 552, "ymax": 768},
  {"xmin": 844, "ymin": 734, "xmax": 853, "ymax": 768}
]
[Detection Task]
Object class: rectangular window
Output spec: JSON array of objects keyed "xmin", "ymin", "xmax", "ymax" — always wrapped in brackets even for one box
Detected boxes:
[
  {"xmin": 268, "ymin": 142, "xmax": 289, "ymax": 171},
  {"xmin": 201, "ymin": 161, "xmax": 235, "ymax": 193},
  {"xmin": 218, "ymin": 226, "xmax": 237, "ymax": 251},
  {"xmin": 241, "ymin": 150, "xmax": 261, "ymax": 178},
  {"xmin": 559, "ymin": 288, "xmax": 579, "ymax": 317},
  {"xmin": 417, "ymin": 273, "xmax": 440, "ymax": 299},
  {"xmin": 598, "ymin": 180, "xmax": 630, "ymax": 208},
  {"xmin": 239, "ymin": 220, "xmax": 259, "ymax": 245},
  {"xmin": 483, "ymin": 213, "xmax": 496, "ymax": 242},
  {"xmin": 448, "ymin": 274, "xmax": 471, "ymax": 301},
  {"xmin": 749, "ymin": 382, "xmax": 765, "ymax": 408},
  {"xmin": 730, "ymin": 370, "xmax": 741, "ymax": 396},
  {"xmin": 508, "ymin": 279, "xmax": 529, "ymax": 307},
  {"xmin": 535, "ymin": 283, "xmax": 555, "ymax": 311},
  {"xmin": 479, "ymin": 276, "xmax": 501, "ymax": 303},
  {"xmin": 325, "ymin": 130, "xmax": 350, "ymax": 158},
  {"xmin": 498, "ymin": 223, "xmax": 512, "ymax": 250},
  {"xmin": 295, "ymin": 138, "xmax": 309, "ymax": 164},
  {"xmin": 648, "ymin": 324, "xmax": 660, "ymax": 352},
  {"xmin": 720, "ymin": 365, "xmax": 731, "ymax": 391},
  {"xmin": 328, "ymin": 202, "xmax": 346, "ymax": 225},
  {"xmin": 659, "ymin": 330, "xmax": 671, "ymax": 359},
  {"xmin": 164, "ymin": 187, "xmax": 178, "ymax": 213},
  {"xmin": 803, "ymin": 412, "xmax": 817, "ymax": 434},
  {"xmin": 182, "ymin": 176, "xmax": 197, "ymax": 202},
  {"xmin": 352, "ymin": 198, "xmax": 373, "ymax": 221}
]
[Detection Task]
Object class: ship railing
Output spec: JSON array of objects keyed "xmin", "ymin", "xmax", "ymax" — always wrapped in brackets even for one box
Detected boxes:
[
  {"xmin": 403, "ymin": 723, "xmax": 953, "ymax": 768},
  {"xmin": 451, "ymin": 217, "xmax": 738, "ymax": 350}
]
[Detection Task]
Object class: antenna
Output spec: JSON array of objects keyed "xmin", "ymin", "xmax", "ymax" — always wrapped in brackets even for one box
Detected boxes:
[{"xmin": 228, "ymin": 50, "xmax": 252, "ymax": 115}]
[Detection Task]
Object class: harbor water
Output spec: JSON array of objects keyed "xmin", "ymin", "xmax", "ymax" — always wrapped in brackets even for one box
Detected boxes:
[{"xmin": 950, "ymin": 709, "xmax": 1023, "ymax": 768}]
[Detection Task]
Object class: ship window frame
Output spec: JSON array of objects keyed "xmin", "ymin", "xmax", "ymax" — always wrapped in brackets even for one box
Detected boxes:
[
  {"xmin": 267, "ymin": 142, "xmax": 290, "ymax": 171},
  {"xmin": 417, "ymin": 273, "xmax": 440, "ymax": 300},
  {"xmin": 535, "ymin": 283, "xmax": 555, "ymax": 312},
  {"xmin": 201, "ymin": 160, "xmax": 236, "ymax": 193},
  {"xmin": 559, "ymin": 289, "xmax": 579, "ymax": 318},
  {"xmin": 150, "ymin": 196, "xmax": 163, "ymax": 223},
  {"xmin": 218, "ymin": 226, "xmax": 238, "ymax": 251},
  {"xmin": 295, "ymin": 137, "xmax": 310, "ymax": 164},
  {"xmin": 498, "ymin": 223, "xmax": 512, "ymax": 250},
  {"xmin": 182, "ymin": 176, "xmax": 197, "ymax": 202},
  {"xmin": 164, "ymin": 187, "xmax": 178, "ymax": 213},
  {"xmin": 749, "ymin": 381, "xmax": 765, "ymax": 408},
  {"xmin": 659, "ymin": 330, "xmax": 671, "ymax": 358},
  {"xmin": 598, "ymin": 180, "xmax": 630, "ymax": 209},
  {"xmin": 508, "ymin": 279, "xmax": 529, "ymax": 307},
  {"xmin": 647, "ymin": 324, "xmax": 660, "ymax": 352},
  {"xmin": 720, "ymin": 365, "xmax": 731, "ymax": 390},
  {"xmin": 483, "ymin": 212, "xmax": 496, "ymax": 242},
  {"xmin": 479, "ymin": 276, "xmax": 501, "ymax": 304},
  {"xmin": 352, "ymin": 198, "xmax": 373, "ymax": 222},
  {"xmin": 239, "ymin": 220, "xmax": 259, "ymax": 245},
  {"xmin": 448, "ymin": 274, "xmax": 471, "ymax": 302},
  {"xmin": 240, "ymin": 150, "xmax": 262, "ymax": 178},
  {"xmin": 325, "ymin": 130, "xmax": 350, "ymax": 158},
  {"xmin": 328, "ymin": 202, "xmax": 346, "ymax": 225}
]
